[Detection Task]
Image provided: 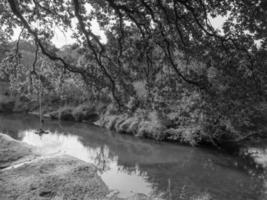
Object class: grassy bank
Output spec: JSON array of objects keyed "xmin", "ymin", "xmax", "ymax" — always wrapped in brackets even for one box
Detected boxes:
[
  {"xmin": 1, "ymin": 80, "xmax": 266, "ymax": 163},
  {"xmin": 0, "ymin": 94, "xmax": 264, "ymax": 151}
]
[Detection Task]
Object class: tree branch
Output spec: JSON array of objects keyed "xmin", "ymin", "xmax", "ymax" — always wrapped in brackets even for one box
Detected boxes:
[
  {"xmin": 72, "ymin": 0, "xmax": 122, "ymax": 108},
  {"xmin": 7, "ymin": 0, "xmax": 85, "ymax": 75}
]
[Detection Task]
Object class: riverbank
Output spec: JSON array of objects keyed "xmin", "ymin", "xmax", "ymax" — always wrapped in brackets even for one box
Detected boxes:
[
  {"xmin": 0, "ymin": 96, "xmax": 184, "ymax": 143},
  {"xmin": 0, "ymin": 133, "xmax": 154, "ymax": 200},
  {"xmin": 1, "ymin": 114, "xmax": 266, "ymax": 200},
  {"xmin": 1, "ymin": 95, "xmax": 267, "ymax": 169}
]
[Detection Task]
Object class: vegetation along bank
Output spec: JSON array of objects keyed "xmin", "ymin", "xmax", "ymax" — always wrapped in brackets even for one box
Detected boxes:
[{"xmin": 0, "ymin": 0, "xmax": 266, "ymax": 163}]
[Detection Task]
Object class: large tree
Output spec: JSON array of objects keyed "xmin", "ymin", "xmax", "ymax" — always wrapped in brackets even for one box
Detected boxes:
[{"xmin": 0, "ymin": 0, "xmax": 266, "ymax": 143}]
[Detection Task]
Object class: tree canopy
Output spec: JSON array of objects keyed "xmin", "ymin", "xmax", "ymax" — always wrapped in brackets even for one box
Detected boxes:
[{"xmin": 0, "ymin": 0, "xmax": 266, "ymax": 143}]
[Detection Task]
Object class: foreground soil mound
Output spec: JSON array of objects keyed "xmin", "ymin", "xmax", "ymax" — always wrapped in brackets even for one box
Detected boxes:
[
  {"xmin": 0, "ymin": 155, "xmax": 109, "ymax": 200},
  {"xmin": 0, "ymin": 133, "xmax": 38, "ymax": 169},
  {"xmin": 0, "ymin": 133, "xmax": 150, "ymax": 200}
]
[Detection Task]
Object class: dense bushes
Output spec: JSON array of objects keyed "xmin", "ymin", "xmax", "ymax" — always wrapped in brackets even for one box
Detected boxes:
[
  {"xmin": 49, "ymin": 104, "xmax": 100, "ymax": 123},
  {"xmin": 0, "ymin": 40, "xmax": 266, "ymax": 148},
  {"xmin": 0, "ymin": 95, "xmax": 15, "ymax": 113},
  {"xmin": 97, "ymin": 110, "xmax": 167, "ymax": 140},
  {"xmin": 96, "ymin": 106, "xmax": 207, "ymax": 145}
]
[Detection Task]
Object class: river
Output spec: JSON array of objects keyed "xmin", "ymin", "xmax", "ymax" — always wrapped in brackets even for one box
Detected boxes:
[{"xmin": 0, "ymin": 113, "xmax": 266, "ymax": 200}]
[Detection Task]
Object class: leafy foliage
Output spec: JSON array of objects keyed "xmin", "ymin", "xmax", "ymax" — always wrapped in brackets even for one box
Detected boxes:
[{"xmin": 0, "ymin": 0, "xmax": 266, "ymax": 145}]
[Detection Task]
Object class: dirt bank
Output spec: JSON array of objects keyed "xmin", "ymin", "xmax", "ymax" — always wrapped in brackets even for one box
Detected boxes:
[
  {"xmin": 0, "ymin": 133, "xmax": 150, "ymax": 200},
  {"xmin": 0, "ymin": 133, "xmax": 38, "ymax": 169}
]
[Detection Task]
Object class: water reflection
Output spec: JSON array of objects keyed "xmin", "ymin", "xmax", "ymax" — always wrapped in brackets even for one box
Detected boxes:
[
  {"xmin": 0, "ymin": 114, "xmax": 266, "ymax": 200},
  {"xmin": 19, "ymin": 130, "xmax": 158, "ymax": 199}
]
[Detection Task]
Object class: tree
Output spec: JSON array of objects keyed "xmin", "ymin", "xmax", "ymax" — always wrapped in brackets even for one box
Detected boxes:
[{"xmin": 0, "ymin": 0, "xmax": 266, "ymax": 144}]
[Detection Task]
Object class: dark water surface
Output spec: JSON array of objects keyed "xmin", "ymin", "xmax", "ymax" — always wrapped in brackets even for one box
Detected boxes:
[{"xmin": 0, "ymin": 114, "xmax": 266, "ymax": 200}]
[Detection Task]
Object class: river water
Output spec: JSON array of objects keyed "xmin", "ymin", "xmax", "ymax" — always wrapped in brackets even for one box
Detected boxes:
[{"xmin": 0, "ymin": 114, "xmax": 266, "ymax": 200}]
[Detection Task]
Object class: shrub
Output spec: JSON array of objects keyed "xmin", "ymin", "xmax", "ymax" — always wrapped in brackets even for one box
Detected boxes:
[
  {"xmin": 58, "ymin": 106, "xmax": 75, "ymax": 121},
  {"xmin": 0, "ymin": 95, "xmax": 15, "ymax": 112},
  {"xmin": 72, "ymin": 104, "xmax": 97, "ymax": 122}
]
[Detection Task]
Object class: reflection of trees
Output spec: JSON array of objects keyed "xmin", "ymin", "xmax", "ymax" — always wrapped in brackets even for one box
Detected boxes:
[
  {"xmin": 91, "ymin": 144, "xmax": 149, "ymax": 178},
  {"xmin": 133, "ymin": 162, "xmax": 219, "ymax": 200},
  {"xmin": 117, "ymin": 162, "xmax": 149, "ymax": 178},
  {"xmin": 135, "ymin": 161, "xmax": 264, "ymax": 200},
  {"xmin": 93, "ymin": 145, "xmax": 117, "ymax": 172},
  {"xmin": 2, "ymin": 114, "xmax": 264, "ymax": 200},
  {"xmin": 111, "ymin": 150, "xmax": 196, "ymax": 199},
  {"xmin": 0, "ymin": 115, "xmax": 203, "ymax": 199},
  {"xmin": 137, "ymin": 163, "xmax": 177, "ymax": 199}
]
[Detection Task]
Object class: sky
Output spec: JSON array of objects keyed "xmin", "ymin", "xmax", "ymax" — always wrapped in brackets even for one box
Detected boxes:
[
  {"xmin": 12, "ymin": 14, "xmax": 227, "ymax": 48},
  {"xmin": 51, "ymin": 19, "xmax": 107, "ymax": 48},
  {"xmin": 50, "ymin": 16, "xmax": 226, "ymax": 48},
  {"xmin": 12, "ymin": 18, "xmax": 107, "ymax": 48}
]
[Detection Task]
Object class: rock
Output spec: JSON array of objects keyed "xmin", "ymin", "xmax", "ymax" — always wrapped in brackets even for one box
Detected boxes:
[
  {"xmin": 0, "ymin": 155, "xmax": 109, "ymax": 200},
  {"xmin": 0, "ymin": 133, "xmax": 37, "ymax": 169},
  {"xmin": 0, "ymin": 133, "xmax": 109, "ymax": 200},
  {"xmin": 0, "ymin": 133, "xmax": 150, "ymax": 200}
]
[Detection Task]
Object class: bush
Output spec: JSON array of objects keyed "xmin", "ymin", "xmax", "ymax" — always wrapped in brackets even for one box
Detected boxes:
[
  {"xmin": 165, "ymin": 126, "xmax": 202, "ymax": 146},
  {"xmin": 72, "ymin": 104, "xmax": 98, "ymax": 122},
  {"xmin": 58, "ymin": 106, "xmax": 75, "ymax": 121},
  {"xmin": 97, "ymin": 109, "xmax": 169, "ymax": 140},
  {"xmin": 191, "ymin": 192, "xmax": 212, "ymax": 200},
  {"xmin": 0, "ymin": 95, "xmax": 15, "ymax": 112}
]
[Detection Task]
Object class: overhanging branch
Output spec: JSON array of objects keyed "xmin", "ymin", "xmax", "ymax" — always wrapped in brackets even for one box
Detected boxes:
[{"xmin": 7, "ymin": 0, "xmax": 84, "ymax": 75}]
